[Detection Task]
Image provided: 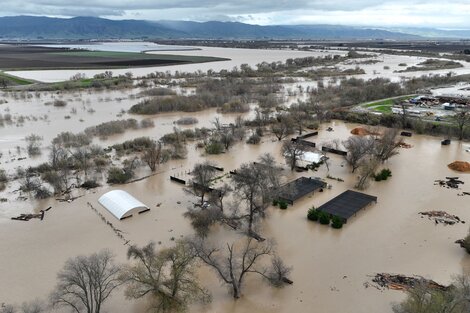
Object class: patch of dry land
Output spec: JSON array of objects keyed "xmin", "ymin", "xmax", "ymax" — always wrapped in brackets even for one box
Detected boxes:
[{"xmin": 1, "ymin": 45, "xmax": 470, "ymax": 313}]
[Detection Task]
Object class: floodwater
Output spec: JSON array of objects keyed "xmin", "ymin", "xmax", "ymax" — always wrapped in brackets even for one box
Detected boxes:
[
  {"xmin": 1, "ymin": 44, "xmax": 470, "ymax": 312},
  {"xmin": 37, "ymin": 41, "xmax": 197, "ymax": 53},
  {"xmin": 6, "ymin": 46, "xmax": 337, "ymax": 83},
  {"xmin": 6, "ymin": 44, "xmax": 470, "ymax": 85},
  {"xmin": 1, "ymin": 117, "xmax": 470, "ymax": 313}
]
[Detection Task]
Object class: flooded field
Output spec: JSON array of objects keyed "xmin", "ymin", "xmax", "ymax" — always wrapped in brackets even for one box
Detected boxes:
[
  {"xmin": 1, "ymin": 43, "xmax": 470, "ymax": 313},
  {"xmin": 1, "ymin": 115, "xmax": 469, "ymax": 312}
]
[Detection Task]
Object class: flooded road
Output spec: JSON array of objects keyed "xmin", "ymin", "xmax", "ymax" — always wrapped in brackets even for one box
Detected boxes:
[{"xmin": 1, "ymin": 119, "xmax": 469, "ymax": 313}]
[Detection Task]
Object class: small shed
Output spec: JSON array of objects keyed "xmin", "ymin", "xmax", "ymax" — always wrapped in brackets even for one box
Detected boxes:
[
  {"xmin": 98, "ymin": 190, "xmax": 149, "ymax": 220},
  {"xmin": 317, "ymin": 190, "xmax": 377, "ymax": 222}
]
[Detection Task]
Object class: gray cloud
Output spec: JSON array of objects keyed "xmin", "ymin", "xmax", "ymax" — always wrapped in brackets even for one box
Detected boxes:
[{"xmin": 1, "ymin": 0, "xmax": 470, "ymax": 28}]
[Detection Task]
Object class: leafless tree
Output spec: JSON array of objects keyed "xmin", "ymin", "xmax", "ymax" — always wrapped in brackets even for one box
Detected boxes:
[
  {"xmin": 271, "ymin": 114, "xmax": 294, "ymax": 141},
  {"xmin": 50, "ymin": 250, "xmax": 121, "ymax": 313},
  {"xmin": 218, "ymin": 128, "xmax": 235, "ymax": 150},
  {"xmin": 191, "ymin": 238, "xmax": 291, "ymax": 299},
  {"xmin": 281, "ymin": 140, "xmax": 307, "ymax": 171},
  {"xmin": 231, "ymin": 154, "xmax": 282, "ymax": 239},
  {"xmin": 20, "ymin": 300, "xmax": 46, "ymax": 313},
  {"xmin": 142, "ymin": 141, "xmax": 165, "ymax": 172},
  {"xmin": 24, "ymin": 134, "xmax": 43, "ymax": 156},
  {"xmin": 188, "ymin": 162, "xmax": 218, "ymax": 205},
  {"xmin": 289, "ymin": 102, "xmax": 310, "ymax": 135},
  {"xmin": 355, "ymin": 157, "xmax": 379, "ymax": 190},
  {"xmin": 373, "ymin": 128, "xmax": 401, "ymax": 163},
  {"xmin": 122, "ymin": 241, "xmax": 210, "ymax": 313},
  {"xmin": 452, "ymin": 109, "xmax": 470, "ymax": 140},
  {"xmin": 343, "ymin": 136, "xmax": 375, "ymax": 173}
]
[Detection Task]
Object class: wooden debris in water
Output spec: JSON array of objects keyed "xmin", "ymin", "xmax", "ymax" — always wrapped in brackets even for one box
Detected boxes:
[
  {"xmin": 370, "ymin": 273, "xmax": 448, "ymax": 291},
  {"xmin": 434, "ymin": 177, "xmax": 464, "ymax": 189},
  {"xmin": 419, "ymin": 211, "xmax": 464, "ymax": 225},
  {"xmin": 11, "ymin": 207, "xmax": 50, "ymax": 221}
]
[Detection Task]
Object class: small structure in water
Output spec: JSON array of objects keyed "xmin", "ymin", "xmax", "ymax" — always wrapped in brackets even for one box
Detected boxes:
[
  {"xmin": 278, "ymin": 177, "xmax": 326, "ymax": 205},
  {"xmin": 98, "ymin": 190, "xmax": 150, "ymax": 220},
  {"xmin": 317, "ymin": 190, "xmax": 377, "ymax": 222}
]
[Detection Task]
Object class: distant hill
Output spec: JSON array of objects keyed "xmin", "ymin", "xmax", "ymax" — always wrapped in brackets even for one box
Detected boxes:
[{"xmin": 0, "ymin": 16, "xmax": 423, "ymax": 40}]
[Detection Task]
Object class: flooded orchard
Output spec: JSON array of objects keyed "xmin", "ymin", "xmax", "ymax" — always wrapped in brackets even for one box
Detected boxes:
[{"xmin": 1, "ymin": 45, "xmax": 470, "ymax": 313}]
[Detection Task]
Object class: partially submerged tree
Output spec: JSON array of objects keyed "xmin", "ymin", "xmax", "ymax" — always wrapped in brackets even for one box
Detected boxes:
[
  {"xmin": 355, "ymin": 157, "xmax": 379, "ymax": 190},
  {"xmin": 281, "ymin": 140, "xmax": 307, "ymax": 171},
  {"xmin": 142, "ymin": 141, "xmax": 166, "ymax": 172},
  {"xmin": 271, "ymin": 114, "xmax": 294, "ymax": 141},
  {"xmin": 122, "ymin": 241, "xmax": 210, "ymax": 313},
  {"xmin": 25, "ymin": 134, "xmax": 43, "ymax": 156},
  {"xmin": 343, "ymin": 136, "xmax": 375, "ymax": 173},
  {"xmin": 189, "ymin": 162, "xmax": 218, "ymax": 205},
  {"xmin": 231, "ymin": 154, "xmax": 282, "ymax": 238},
  {"xmin": 50, "ymin": 250, "xmax": 121, "ymax": 313},
  {"xmin": 373, "ymin": 128, "xmax": 401, "ymax": 163},
  {"xmin": 191, "ymin": 238, "xmax": 291, "ymax": 299}
]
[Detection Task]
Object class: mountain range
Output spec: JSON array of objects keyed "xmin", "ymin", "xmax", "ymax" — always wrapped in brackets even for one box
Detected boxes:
[{"xmin": 0, "ymin": 16, "xmax": 469, "ymax": 40}]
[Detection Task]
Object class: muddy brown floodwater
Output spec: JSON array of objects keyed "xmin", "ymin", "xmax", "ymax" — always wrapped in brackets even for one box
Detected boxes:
[{"xmin": 1, "ymin": 118, "xmax": 470, "ymax": 313}]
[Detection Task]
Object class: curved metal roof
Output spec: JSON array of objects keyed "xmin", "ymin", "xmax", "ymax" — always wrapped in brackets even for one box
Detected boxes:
[{"xmin": 98, "ymin": 190, "xmax": 149, "ymax": 220}]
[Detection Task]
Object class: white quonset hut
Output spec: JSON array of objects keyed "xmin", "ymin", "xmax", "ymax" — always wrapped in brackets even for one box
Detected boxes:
[{"xmin": 98, "ymin": 190, "xmax": 149, "ymax": 220}]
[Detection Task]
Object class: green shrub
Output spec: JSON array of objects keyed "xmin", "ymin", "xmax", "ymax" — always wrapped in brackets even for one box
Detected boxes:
[
  {"xmin": 319, "ymin": 212, "xmax": 331, "ymax": 225},
  {"xmin": 107, "ymin": 167, "xmax": 133, "ymax": 184},
  {"xmin": 279, "ymin": 200, "xmax": 288, "ymax": 210},
  {"xmin": 374, "ymin": 168, "xmax": 392, "ymax": 181},
  {"xmin": 307, "ymin": 208, "xmax": 319, "ymax": 221},
  {"xmin": 331, "ymin": 216, "xmax": 344, "ymax": 229},
  {"xmin": 272, "ymin": 199, "xmax": 279, "ymax": 206}
]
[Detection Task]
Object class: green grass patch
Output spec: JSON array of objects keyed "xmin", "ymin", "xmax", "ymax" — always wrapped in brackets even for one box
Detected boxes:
[
  {"xmin": 374, "ymin": 105, "xmax": 393, "ymax": 113},
  {"xmin": 362, "ymin": 95, "xmax": 415, "ymax": 108}
]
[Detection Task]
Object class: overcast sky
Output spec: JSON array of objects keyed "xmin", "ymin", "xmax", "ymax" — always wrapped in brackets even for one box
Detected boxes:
[{"xmin": 2, "ymin": 0, "xmax": 470, "ymax": 29}]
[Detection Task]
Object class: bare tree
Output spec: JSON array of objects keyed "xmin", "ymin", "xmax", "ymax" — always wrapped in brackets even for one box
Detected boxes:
[
  {"xmin": 343, "ymin": 136, "xmax": 375, "ymax": 173},
  {"xmin": 271, "ymin": 114, "xmax": 294, "ymax": 141},
  {"xmin": 189, "ymin": 162, "xmax": 218, "ymax": 205},
  {"xmin": 355, "ymin": 157, "xmax": 379, "ymax": 190},
  {"xmin": 191, "ymin": 238, "xmax": 291, "ymax": 299},
  {"xmin": 25, "ymin": 134, "xmax": 43, "ymax": 156},
  {"xmin": 218, "ymin": 128, "xmax": 235, "ymax": 150},
  {"xmin": 231, "ymin": 154, "xmax": 282, "ymax": 239},
  {"xmin": 373, "ymin": 128, "xmax": 401, "ymax": 163},
  {"xmin": 452, "ymin": 109, "xmax": 470, "ymax": 141},
  {"xmin": 289, "ymin": 102, "xmax": 310, "ymax": 135},
  {"xmin": 122, "ymin": 241, "xmax": 210, "ymax": 313},
  {"xmin": 142, "ymin": 141, "xmax": 165, "ymax": 172},
  {"xmin": 281, "ymin": 140, "xmax": 307, "ymax": 171},
  {"xmin": 50, "ymin": 250, "xmax": 121, "ymax": 313}
]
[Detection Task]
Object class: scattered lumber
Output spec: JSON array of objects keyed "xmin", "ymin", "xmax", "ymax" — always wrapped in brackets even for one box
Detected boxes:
[
  {"xmin": 370, "ymin": 273, "xmax": 448, "ymax": 291},
  {"xmin": 434, "ymin": 177, "xmax": 464, "ymax": 189},
  {"xmin": 419, "ymin": 211, "xmax": 464, "ymax": 225},
  {"xmin": 11, "ymin": 209, "xmax": 47, "ymax": 221}
]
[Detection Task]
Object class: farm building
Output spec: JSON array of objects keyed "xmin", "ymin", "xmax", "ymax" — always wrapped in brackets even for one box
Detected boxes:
[{"xmin": 98, "ymin": 190, "xmax": 150, "ymax": 220}]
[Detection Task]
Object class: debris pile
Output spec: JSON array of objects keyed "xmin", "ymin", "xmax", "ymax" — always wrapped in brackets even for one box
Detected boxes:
[
  {"xmin": 369, "ymin": 273, "xmax": 448, "ymax": 291},
  {"xmin": 448, "ymin": 161, "xmax": 470, "ymax": 173},
  {"xmin": 419, "ymin": 211, "xmax": 464, "ymax": 225},
  {"xmin": 11, "ymin": 207, "xmax": 51, "ymax": 221},
  {"xmin": 434, "ymin": 177, "xmax": 464, "ymax": 189},
  {"xmin": 398, "ymin": 142, "xmax": 413, "ymax": 149}
]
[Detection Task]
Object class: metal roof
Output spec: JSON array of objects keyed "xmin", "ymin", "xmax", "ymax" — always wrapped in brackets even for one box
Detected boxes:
[
  {"xmin": 317, "ymin": 190, "xmax": 377, "ymax": 221},
  {"xmin": 98, "ymin": 190, "xmax": 149, "ymax": 220},
  {"xmin": 278, "ymin": 177, "xmax": 326, "ymax": 204}
]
